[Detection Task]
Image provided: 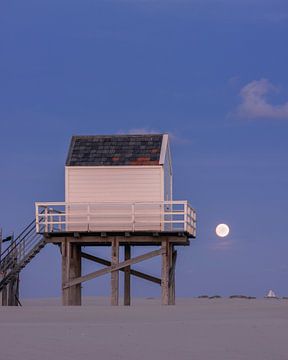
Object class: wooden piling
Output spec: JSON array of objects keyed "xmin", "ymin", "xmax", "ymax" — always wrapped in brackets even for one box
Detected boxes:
[
  {"xmin": 124, "ymin": 245, "xmax": 131, "ymax": 306},
  {"xmin": 7, "ymin": 276, "xmax": 19, "ymax": 306},
  {"xmin": 2, "ymin": 285, "xmax": 8, "ymax": 306},
  {"xmin": 111, "ymin": 237, "xmax": 119, "ymax": 306},
  {"xmin": 62, "ymin": 239, "xmax": 81, "ymax": 306},
  {"xmin": 161, "ymin": 239, "xmax": 170, "ymax": 305},
  {"xmin": 169, "ymin": 247, "xmax": 177, "ymax": 305}
]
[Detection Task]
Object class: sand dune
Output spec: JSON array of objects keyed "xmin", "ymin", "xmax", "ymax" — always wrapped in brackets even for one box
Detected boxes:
[{"xmin": 1, "ymin": 298, "xmax": 288, "ymax": 360}]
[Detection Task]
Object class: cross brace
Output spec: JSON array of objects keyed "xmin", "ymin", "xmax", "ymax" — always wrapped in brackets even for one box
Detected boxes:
[
  {"xmin": 81, "ymin": 252, "xmax": 161, "ymax": 285},
  {"xmin": 64, "ymin": 248, "xmax": 164, "ymax": 289}
]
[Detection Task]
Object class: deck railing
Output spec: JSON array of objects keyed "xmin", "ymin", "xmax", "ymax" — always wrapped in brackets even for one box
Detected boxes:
[{"xmin": 35, "ymin": 201, "xmax": 196, "ymax": 237}]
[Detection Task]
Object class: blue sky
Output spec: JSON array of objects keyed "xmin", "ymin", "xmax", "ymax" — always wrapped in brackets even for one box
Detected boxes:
[{"xmin": 1, "ymin": 0, "xmax": 288, "ymax": 299}]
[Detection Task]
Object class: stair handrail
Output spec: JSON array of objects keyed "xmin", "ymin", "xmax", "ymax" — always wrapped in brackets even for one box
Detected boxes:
[
  {"xmin": 0, "ymin": 221, "xmax": 36, "ymax": 263},
  {"xmin": 0, "ymin": 220, "xmax": 45, "ymax": 275},
  {"xmin": 0, "ymin": 210, "xmax": 45, "ymax": 262},
  {"xmin": 0, "ymin": 232, "xmax": 42, "ymax": 272}
]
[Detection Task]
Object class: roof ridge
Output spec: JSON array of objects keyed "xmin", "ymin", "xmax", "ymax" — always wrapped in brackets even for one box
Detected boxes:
[{"xmin": 71, "ymin": 134, "xmax": 164, "ymax": 138}]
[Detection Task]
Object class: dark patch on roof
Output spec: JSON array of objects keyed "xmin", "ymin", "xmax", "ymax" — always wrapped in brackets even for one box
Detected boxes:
[{"xmin": 66, "ymin": 134, "xmax": 163, "ymax": 166}]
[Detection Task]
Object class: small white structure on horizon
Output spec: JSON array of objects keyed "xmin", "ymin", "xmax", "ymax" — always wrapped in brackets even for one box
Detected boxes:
[{"xmin": 266, "ymin": 290, "xmax": 277, "ymax": 298}]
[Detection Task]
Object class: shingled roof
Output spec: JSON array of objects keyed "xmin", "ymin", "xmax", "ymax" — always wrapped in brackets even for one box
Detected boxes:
[{"xmin": 66, "ymin": 134, "xmax": 164, "ymax": 166}]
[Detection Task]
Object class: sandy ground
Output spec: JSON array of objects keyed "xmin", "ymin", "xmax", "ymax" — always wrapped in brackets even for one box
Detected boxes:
[{"xmin": 0, "ymin": 298, "xmax": 288, "ymax": 360}]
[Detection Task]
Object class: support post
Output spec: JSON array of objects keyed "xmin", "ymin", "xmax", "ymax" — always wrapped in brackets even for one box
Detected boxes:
[
  {"xmin": 124, "ymin": 245, "xmax": 131, "ymax": 306},
  {"xmin": 169, "ymin": 246, "xmax": 177, "ymax": 305},
  {"xmin": 8, "ymin": 281, "xmax": 13, "ymax": 306},
  {"xmin": 111, "ymin": 237, "xmax": 119, "ymax": 306},
  {"xmin": 62, "ymin": 239, "xmax": 70, "ymax": 306},
  {"xmin": 2, "ymin": 285, "xmax": 8, "ymax": 306},
  {"xmin": 70, "ymin": 244, "xmax": 82, "ymax": 305},
  {"xmin": 161, "ymin": 239, "xmax": 170, "ymax": 305},
  {"xmin": 8, "ymin": 276, "xmax": 19, "ymax": 306},
  {"xmin": 62, "ymin": 239, "xmax": 81, "ymax": 306},
  {"xmin": 6, "ymin": 235, "xmax": 20, "ymax": 306}
]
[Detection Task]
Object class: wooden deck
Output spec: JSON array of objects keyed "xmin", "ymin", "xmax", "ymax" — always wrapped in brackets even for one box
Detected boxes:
[{"xmin": 35, "ymin": 201, "xmax": 196, "ymax": 237}]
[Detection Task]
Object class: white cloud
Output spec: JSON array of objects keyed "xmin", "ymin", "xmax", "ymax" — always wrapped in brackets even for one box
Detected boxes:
[
  {"xmin": 126, "ymin": 128, "xmax": 159, "ymax": 134},
  {"xmin": 117, "ymin": 128, "xmax": 193, "ymax": 147},
  {"xmin": 236, "ymin": 79, "xmax": 288, "ymax": 119},
  {"xmin": 168, "ymin": 132, "xmax": 191, "ymax": 145},
  {"xmin": 118, "ymin": 128, "xmax": 191, "ymax": 145}
]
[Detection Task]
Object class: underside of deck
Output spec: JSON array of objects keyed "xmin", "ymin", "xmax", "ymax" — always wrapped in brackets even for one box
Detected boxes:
[{"xmin": 43, "ymin": 231, "xmax": 192, "ymax": 246}]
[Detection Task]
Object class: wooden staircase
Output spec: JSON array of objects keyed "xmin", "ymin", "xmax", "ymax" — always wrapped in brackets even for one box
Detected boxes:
[{"xmin": 0, "ymin": 218, "xmax": 46, "ymax": 306}]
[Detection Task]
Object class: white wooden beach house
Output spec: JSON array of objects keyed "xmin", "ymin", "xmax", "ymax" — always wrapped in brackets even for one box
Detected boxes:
[
  {"xmin": 34, "ymin": 133, "xmax": 196, "ymax": 306},
  {"xmin": 36, "ymin": 134, "xmax": 196, "ymax": 235},
  {"xmin": 66, "ymin": 134, "xmax": 172, "ymax": 204}
]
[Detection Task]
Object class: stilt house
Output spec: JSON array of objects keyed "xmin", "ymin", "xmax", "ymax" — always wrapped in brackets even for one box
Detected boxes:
[{"xmin": 35, "ymin": 133, "xmax": 196, "ymax": 306}]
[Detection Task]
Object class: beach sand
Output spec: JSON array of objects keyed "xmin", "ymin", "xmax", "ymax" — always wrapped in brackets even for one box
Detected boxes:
[{"xmin": 0, "ymin": 298, "xmax": 287, "ymax": 360}]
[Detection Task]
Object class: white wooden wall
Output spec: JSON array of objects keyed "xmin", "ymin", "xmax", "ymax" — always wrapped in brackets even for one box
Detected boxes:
[
  {"xmin": 163, "ymin": 142, "xmax": 172, "ymax": 202},
  {"xmin": 64, "ymin": 136, "xmax": 174, "ymax": 232},
  {"xmin": 65, "ymin": 166, "xmax": 164, "ymax": 203}
]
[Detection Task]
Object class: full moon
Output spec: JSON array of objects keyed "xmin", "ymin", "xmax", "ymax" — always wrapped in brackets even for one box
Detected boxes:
[{"xmin": 216, "ymin": 223, "xmax": 230, "ymax": 237}]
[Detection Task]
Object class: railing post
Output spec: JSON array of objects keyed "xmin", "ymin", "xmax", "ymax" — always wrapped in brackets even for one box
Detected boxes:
[
  {"xmin": 168, "ymin": 201, "xmax": 172, "ymax": 232},
  {"xmin": 65, "ymin": 203, "xmax": 68, "ymax": 232},
  {"xmin": 184, "ymin": 201, "xmax": 188, "ymax": 232},
  {"xmin": 44, "ymin": 207, "xmax": 48, "ymax": 233},
  {"xmin": 35, "ymin": 204, "xmax": 39, "ymax": 233},
  {"xmin": 132, "ymin": 203, "xmax": 135, "ymax": 232},
  {"xmin": 48, "ymin": 208, "xmax": 52, "ymax": 232},
  {"xmin": 87, "ymin": 204, "xmax": 90, "ymax": 232},
  {"xmin": 160, "ymin": 202, "xmax": 163, "ymax": 231},
  {"xmin": 35, "ymin": 203, "xmax": 40, "ymax": 233}
]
